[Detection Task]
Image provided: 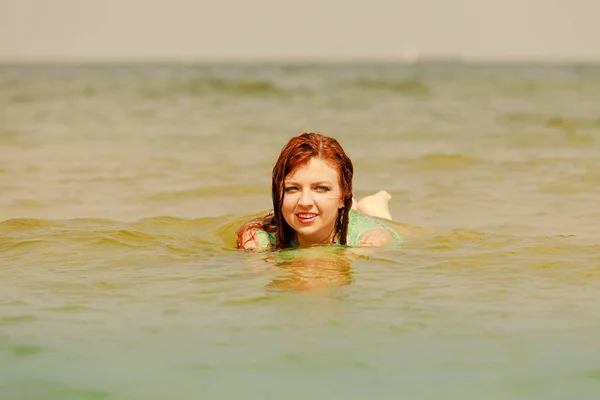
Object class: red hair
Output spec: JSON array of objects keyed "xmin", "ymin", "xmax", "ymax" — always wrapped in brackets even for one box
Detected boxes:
[{"xmin": 237, "ymin": 132, "xmax": 354, "ymax": 249}]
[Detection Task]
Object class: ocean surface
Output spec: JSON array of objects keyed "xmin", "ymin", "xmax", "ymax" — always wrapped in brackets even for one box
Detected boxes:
[{"xmin": 1, "ymin": 62, "xmax": 600, "ymax": 399}]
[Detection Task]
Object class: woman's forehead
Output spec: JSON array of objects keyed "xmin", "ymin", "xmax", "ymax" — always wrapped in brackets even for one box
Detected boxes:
[{"xmin": 285, "ymin": 158, "xmax": 339, "ymax": 181}]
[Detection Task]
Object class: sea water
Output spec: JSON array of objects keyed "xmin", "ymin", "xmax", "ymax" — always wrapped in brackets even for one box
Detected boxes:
[{"xmin": 1, "ymin": 62, "xmax": 600, "ymax": 399}]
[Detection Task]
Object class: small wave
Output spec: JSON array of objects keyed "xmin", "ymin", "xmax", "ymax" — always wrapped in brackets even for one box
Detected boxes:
[
  {"xmin": 0, "ymin": 129, "xmax": 21, "ymax": 142},
  {"xmin": 404, "ymin": 228, "xmax": 600, "ymax": 272},
  {"xmin": 419, "ymin": 153, "xmax": 486, "ymax": 167},
  {"xmin": 0, "ymin": 218, "xmax": 63, "ymax": 232},
  {"xmin": 0, "ymin": 214, "xmax": 248, "ymax": 263},
  {"xmin": 546, "ymin": 116, "xmax": 599, "ymax": 131},
  {"xmin": 545, "ymin": 117, "xmax": 597, "ymax": 144},
  {"xmin": 345, "ymin": 78, "xmax": 429, "ymax": 95},
  {"xmin": 0, "ymin": 238, "xmax": 49, "ymax": 253},
  {"xmin": 539, "ymin": 169, "xmax": 600, "ymax": 195},
  {"xmin": 147, "ymin": 184, "xmax": 268, "ymax": 201},
  {"xmin": 0, "ymin": 77, "xmax": 21, "ymax": 90},
  {"xmin": 140, "ymin": 78, "xmax": 283, "ymax": 98},
  {"xmin": 500, "ymin": 80, "xmax": 589, "ymax": 96},
  {"xmin": 502, "ymin": 114, "xmax": 598, "ymax": 145},
  {"xmin": 389, "ymin": 153, "xmax": 487, "ymax": 170}
]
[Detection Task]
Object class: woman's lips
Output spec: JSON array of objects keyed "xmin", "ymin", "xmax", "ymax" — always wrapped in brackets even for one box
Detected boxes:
[{"xmin": 296, "ymin": 213, "xmax": 317, "ymax": 224}]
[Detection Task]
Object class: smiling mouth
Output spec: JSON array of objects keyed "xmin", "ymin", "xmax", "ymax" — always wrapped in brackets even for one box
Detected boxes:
[{"xmin": 296, "ymin": 213, "xmax": 317, "ymax": 224}]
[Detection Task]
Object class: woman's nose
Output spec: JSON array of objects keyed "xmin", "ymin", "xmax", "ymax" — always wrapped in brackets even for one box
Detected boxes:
[{"xmin": 298, "ymin": 190, "xmax": 313, "ymax": 206}]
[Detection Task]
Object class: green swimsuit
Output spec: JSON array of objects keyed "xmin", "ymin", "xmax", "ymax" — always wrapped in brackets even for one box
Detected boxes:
[{"xmin": 253, "ymin": 209, "xmax": 402, "ymax": 249}]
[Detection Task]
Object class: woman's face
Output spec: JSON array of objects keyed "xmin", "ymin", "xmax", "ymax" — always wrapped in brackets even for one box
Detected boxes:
[{"xmin": 281, "ymin": 157, "xmax": 344, "ymax": 247}]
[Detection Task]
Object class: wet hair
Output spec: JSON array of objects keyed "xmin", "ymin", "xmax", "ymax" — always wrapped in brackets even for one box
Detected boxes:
[{"xmin": 236, "ymin": 132, "xmax": 354, "ymax": 249}]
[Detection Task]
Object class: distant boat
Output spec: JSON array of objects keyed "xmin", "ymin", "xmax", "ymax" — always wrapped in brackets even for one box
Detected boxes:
[
  {"xmin": 415, "ymin": 54, "xmax": 464, "ymax": 65},
  {"xmin": 400, "ymin": 48, "xmax": 464, "ymax": 64}
]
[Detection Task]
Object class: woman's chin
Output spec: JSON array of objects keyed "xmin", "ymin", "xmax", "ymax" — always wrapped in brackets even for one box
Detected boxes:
[{"xmin": 294, "ymin": 227, "xmax": 335, "ymax": 246}]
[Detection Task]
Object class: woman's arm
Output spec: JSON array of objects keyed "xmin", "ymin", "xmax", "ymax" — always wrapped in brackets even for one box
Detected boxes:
[
  {"xmin": 239, "ymin": 229, "xmax": 261, "ymax": 250},
  {"xmin": 359, "ymin": 227, "xmax": 394, "ymax": 247}
]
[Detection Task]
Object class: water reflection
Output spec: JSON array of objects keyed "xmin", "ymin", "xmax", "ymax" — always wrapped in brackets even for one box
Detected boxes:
[{"xmin": 265, "ymin": 247, "xmax": 355, "ymax": 292}]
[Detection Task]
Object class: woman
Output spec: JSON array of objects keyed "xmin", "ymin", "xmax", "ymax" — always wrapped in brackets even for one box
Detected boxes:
[{"xmin": 236, "ymin": 132, "xmax": 402, "ymax": 250}]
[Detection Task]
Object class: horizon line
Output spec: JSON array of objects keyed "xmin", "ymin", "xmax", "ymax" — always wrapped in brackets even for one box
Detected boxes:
[{"xmin": 1, "ymin": 55, "xmax": 600, "ymax": 66}]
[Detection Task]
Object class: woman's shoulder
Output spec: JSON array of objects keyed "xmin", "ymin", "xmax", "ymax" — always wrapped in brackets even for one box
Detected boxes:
[
  {"xmin": 238, "ymin": 227, "xmax": 275, "ymax": 250},
  {"xmin": 236, "ymin": 212, "xmax": 277, "ymax": 250},
  {"xmin": 347, "ymin": 209, "xmax": 402, "ymax": 246}
]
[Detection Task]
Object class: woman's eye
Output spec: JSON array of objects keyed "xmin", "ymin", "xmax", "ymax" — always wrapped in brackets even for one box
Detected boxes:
[
  {"xmin": 315, "ymin": 186, "xmax": 330, "ymax": 192},
  {"xmin": 284, "ymin": 187, "xmax": 298, "ymax": 193}
]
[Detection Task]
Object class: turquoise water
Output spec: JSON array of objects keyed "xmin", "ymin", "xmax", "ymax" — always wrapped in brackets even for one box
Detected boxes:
[{"xmin": 1, "ymin": 62, "xmax": 600, "ymax": 399}]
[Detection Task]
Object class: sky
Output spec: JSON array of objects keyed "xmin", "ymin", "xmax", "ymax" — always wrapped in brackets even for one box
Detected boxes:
[{"xmin": 1, "ymin": 0, "xmax": 599, "ymax": 62}]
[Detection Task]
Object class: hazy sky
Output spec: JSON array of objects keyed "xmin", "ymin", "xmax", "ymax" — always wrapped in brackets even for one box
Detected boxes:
[{"xmin": 1, "ymin": 0, "xmax": 599, "ymax": 61}]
